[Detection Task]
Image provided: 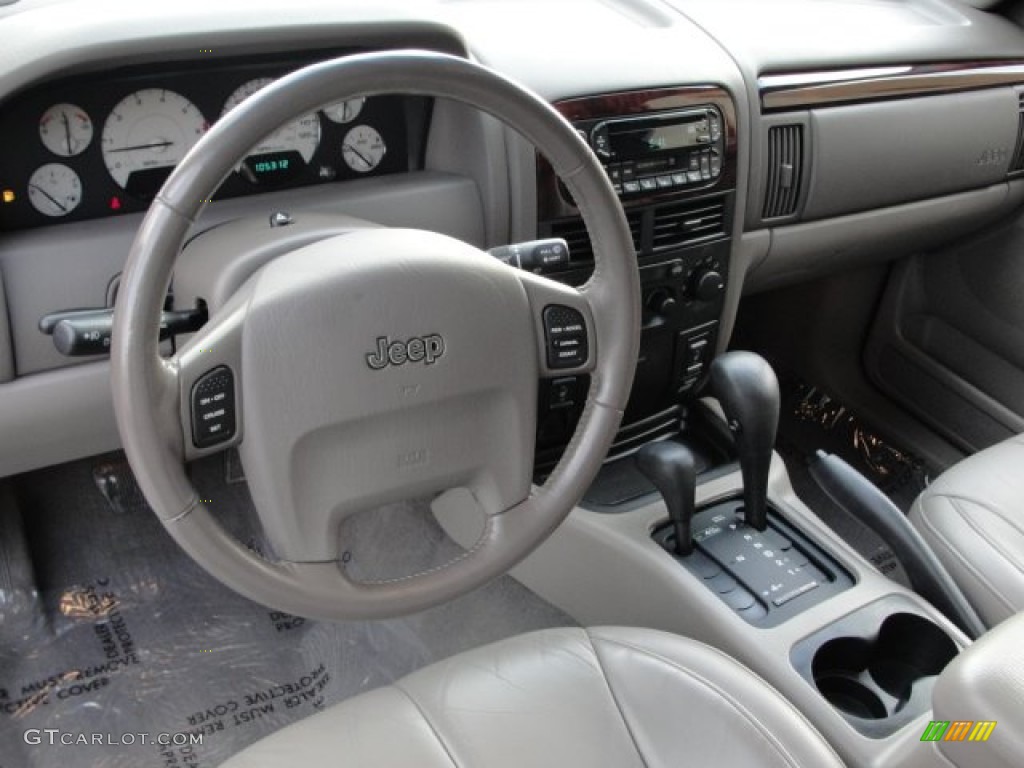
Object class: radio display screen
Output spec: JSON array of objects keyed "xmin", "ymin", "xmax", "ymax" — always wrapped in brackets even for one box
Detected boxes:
[{"xmin": 609, "ymin": 117, "xmax": 708, "ymax": 158}]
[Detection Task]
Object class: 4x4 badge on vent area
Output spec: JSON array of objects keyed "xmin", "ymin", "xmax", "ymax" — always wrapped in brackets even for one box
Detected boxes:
[{"xmin": 366, "ymin": 334, "xmax": 446, "ymax": 370}]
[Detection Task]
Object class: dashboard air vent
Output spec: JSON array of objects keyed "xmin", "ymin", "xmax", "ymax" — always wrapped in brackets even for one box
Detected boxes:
[
  {"xmin": 763, "ymin": 124, "xmax": 804, "ymax": 219},
  {"xmin": 1011, "ymin": 92, "xmax": 1024, "ymax": 174},
  {"xmin": 651, "ymin": 198, "xmax": 726, "ymax": 251},
  {"xmin": 548, "ymin": 210, "xmax": 643, "ymax": 264}
]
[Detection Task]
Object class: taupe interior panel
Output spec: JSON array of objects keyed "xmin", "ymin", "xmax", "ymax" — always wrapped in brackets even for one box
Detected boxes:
[{"xmin": 804, "ymin": 89, "xmax": 1018, "ymax": 221}]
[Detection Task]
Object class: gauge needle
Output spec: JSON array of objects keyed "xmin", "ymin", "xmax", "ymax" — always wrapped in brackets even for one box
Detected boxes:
[
  {"xmin": 62, "ymin": 111, "xmax": 72, "ymax": 155},
  {"xmin": 29, "ymin": 184, "xmax": 67, "ymax": 212},
  {"xmin": 343, "ymin": 143, "xmax": 372, "ymax": 167},
  {"xmin": 108, "ymin": 141, "xmax": 175, "ymax": 153}
]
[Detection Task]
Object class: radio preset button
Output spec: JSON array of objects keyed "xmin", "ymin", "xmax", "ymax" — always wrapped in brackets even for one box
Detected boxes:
[
  {"xmin": 656, "ymin": 175, "xmax": 673, "ymax": 188},
  {"xmin": 671, "ymin": 172, "xmax": 687, "ymax": 186},
  {"xmin": 639, "ymin": 177, "xmax": 657, "ymax": 191},
  {"xmin": 623, "ymin": 180, "xmax": 641, "ymax": 194}
]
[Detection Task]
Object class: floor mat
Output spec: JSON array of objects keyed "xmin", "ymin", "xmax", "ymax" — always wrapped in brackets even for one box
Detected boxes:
[
  {"xmin": 777, "ymin": 379, "xmax": 931, "ymax": 589},
  {"xmin": 0, "ymin": 453, "xmax": 574, "ymax": 768}
]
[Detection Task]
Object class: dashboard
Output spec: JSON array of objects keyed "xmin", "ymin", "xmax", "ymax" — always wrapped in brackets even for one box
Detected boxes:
[
  {"xmin": 3, "ymin": 0, "xmax": 1024, "ymax": 480},
  {"xmin": 0, "ymin": 50, "xmax": 426, "ymax": 230}
]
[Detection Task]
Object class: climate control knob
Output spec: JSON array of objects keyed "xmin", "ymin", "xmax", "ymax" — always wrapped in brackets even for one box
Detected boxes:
[
  {"xmin": 646, "ymin": 289, "xmax": 678, "ymax": 320},
  {"xmin": 691, "ymin": 269, "xmax": 725, "ymax": 302}
]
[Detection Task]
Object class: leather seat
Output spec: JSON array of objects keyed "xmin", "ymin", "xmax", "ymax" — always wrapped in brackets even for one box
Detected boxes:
[
  {"xmin": 222, "ymin": 626, "xmax": 842, "ymax": 767},
  {"xmin": 911, "ymin": 434, "xmax": 1024, "ymax": 628}
]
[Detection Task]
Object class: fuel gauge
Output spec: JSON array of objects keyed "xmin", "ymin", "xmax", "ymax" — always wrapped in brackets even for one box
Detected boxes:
[{"xmin": 27, "ymin": 163, "xmax": 82, "ymax": 217}]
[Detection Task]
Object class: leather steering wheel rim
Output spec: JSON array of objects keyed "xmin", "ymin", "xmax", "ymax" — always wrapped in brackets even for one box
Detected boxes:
[{"xmin": 110, "ymin": 50, "xmax": 640, "ymax": 620}]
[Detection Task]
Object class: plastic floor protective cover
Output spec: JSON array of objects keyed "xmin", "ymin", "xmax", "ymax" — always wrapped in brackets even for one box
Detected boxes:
[{"xmin": 0, "ymin": 453, "xmax": 574, "ymax": 768}]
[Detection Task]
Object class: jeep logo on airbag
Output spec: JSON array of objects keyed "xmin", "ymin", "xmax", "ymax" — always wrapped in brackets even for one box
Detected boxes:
[{"xmin": 366, "ymin": 334, "xmax": 446, "ymax": 370}]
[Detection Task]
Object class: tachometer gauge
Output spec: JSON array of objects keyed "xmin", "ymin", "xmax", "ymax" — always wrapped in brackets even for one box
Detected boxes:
[
  {"xmin": 101, "ymin": 89, "xmax": 208, "ymax": 198},
  {"xmin": 27, "ymin": 163, "xmax": 82, "ymax": 217},
  {"xmin": 38, "ymin": 104, "xmax": 93, "ymax": 157},
  {"xmin": 323, "ymin": 98, "xmax": 366, "ymax": 124},
  {"xmin": 341, "ymin": 125, "xmax": 386, "ymax": 173},
  {"xmin": 221, "ymin": 78, "xmax": 321, "ymax": 184}
]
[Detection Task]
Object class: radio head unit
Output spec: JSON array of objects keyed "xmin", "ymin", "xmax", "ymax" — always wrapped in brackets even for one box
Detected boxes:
[{"xmin": 581, "ymin": 107, "xmax": 724, "ymax": 197}]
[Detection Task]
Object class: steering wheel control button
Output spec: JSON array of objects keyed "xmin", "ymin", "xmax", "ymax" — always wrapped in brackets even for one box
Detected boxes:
[
  {"xmin": 549, "ymin": 377, "xmax": 579, "ymax": 410},
  {"xmin": 543, "ymin": 305, "xmax": 588, "ymax": 370},
  {"xmin": 191, "ymin": 366, "xmax": 236, "ymax": 448}
]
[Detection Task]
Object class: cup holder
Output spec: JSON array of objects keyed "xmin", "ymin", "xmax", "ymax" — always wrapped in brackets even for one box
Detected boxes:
[
  {"xmin": 808, "ymin": 612, "xmax": 958, "ymax": 727},
  {"xmin": 814, "ymin": 674, "xmax": 888, "ymax": 720}
]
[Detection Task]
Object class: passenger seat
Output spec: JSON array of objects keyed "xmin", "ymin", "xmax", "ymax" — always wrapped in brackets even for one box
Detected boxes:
[{"xmin": 910, "ymin": 434, "xmax": 1024, "ymax": 628}]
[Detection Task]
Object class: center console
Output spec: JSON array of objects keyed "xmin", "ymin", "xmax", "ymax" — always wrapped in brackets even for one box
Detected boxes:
[
  {"xmin": 532, "ymin": 86, "xmax": 738, "ymax": 475},
  {"xmin": 433, "ymin": 84, "xmax": 977, "ymax": 768},
  {"xmin": 438, "ymin": 345, "xmax": 970, "ymax": 768}
]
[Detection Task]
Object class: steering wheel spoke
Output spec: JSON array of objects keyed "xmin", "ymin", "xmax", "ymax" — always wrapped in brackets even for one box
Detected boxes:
[{"xmin": 175, "ymin": 291, "xmax": 248, "ymax": 461}]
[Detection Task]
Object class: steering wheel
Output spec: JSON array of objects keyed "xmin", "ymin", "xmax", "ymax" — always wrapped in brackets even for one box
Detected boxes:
[{"xmin": 110, "ymin": 50, "xmax": 640, "ymax": 620}]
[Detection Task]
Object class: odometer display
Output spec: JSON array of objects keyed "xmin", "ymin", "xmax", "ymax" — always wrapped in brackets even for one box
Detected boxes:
[
  {"xmin": 243, "ymin": 151, "xmax": 303, "ymax": 183},
  {"xmin": 221, "ymin": 78, "xmax": 320, "ymax": 182}
]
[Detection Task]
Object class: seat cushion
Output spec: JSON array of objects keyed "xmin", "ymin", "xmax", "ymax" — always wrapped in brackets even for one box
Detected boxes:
[
  {"xmin": 911, "ymin": 433, "xmax": 1024, "ymax": 628},
  {"xmin": 221, "ymin": 626, "xmax": 842, "ymax": 767}
]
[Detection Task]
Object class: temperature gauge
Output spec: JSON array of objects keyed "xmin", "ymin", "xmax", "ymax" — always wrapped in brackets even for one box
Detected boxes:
[
  {"xmin": 39, "ymin": 104, "xmax": 93, "ymax": 157},
  {"xmin": 341, "ymin": 125, "xmax": 386, "ymax": 173}
]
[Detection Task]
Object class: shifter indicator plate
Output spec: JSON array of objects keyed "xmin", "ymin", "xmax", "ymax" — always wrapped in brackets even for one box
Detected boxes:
[{"xmin": 654, "ymin": 498, "xmax": 854, "ymax": 627}]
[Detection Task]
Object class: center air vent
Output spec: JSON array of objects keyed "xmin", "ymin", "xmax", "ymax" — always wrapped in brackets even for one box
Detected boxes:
[
  {"xmin": 763, "ymin": 124, "xmax": 804, "ymax": 220},
  {"xmin": 548, "ymin": 210, "xmax": 643, "ymax": 265},
  {"xmin": 547, "ymin": 196, "xmax": 727, "ymax": 264},
  {"xmin": 1010, "ymin": 92, "xmax": 1024, "ymax": 174},
  {"xmin": 651, "ymin": 198, "xmax": 726, "ymax": 251}
]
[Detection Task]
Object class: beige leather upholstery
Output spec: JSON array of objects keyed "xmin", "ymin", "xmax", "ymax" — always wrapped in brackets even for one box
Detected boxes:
[
  {"xmin": 221, "ymin": 627, "xmax": 843, "ymax": 767},
  {"xmin": 910, "ymin": 434, "xmax": 1024, "ymax": 628},
  {"xmin": 934, "ymin": 611, "xmax": 1024, "ymax": 768}
]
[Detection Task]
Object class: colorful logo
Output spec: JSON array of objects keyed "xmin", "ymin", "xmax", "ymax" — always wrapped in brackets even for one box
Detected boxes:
[{"xmin": 921, "ymin": 721, "xmax": 997, "ymax": 743}]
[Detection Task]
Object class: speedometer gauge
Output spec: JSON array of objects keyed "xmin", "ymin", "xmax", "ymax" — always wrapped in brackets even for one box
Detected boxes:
[
  {"xmin": 221, "ymin": 78, "xmax": 321, "ymax": 184},
  {"xmin": 101, "ymin": 89, "xmax": 208, "ymax": 197}
]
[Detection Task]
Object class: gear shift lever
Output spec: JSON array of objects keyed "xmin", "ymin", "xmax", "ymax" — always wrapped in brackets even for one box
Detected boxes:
[
  {"xmin": 709, "ymin": 351, "xmax": 780, "ymax": 531},
  {"xmin": 636, "ymin": 441, "xmax": 697, "ymax": 556}
]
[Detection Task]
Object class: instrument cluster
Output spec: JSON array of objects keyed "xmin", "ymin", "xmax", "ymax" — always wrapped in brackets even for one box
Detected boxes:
[{"xmin": 0, "ymin": 51, "xmax": 423, "ymax": 230}]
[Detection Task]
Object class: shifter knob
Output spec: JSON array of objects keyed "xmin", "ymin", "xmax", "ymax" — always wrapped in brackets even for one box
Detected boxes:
[
  {"xmin": 636, "ymin": 441, "xmax": 697, "ymax": 556},
  {"xmin": 709, "ymin": 351, "xmax": 780, "ymax": 531}
]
